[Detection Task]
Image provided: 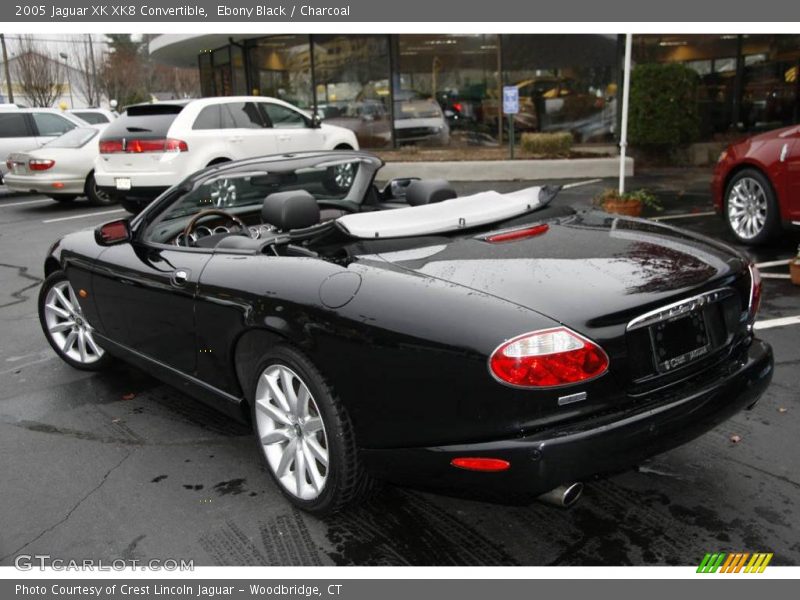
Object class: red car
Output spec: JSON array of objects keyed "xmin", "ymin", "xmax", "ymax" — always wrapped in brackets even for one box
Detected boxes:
[{"xmin": 712, "ymin": 124, "xmax": 800, "ymax": 245}]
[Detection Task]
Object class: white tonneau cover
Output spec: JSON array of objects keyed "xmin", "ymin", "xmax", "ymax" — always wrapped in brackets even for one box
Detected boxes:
[{"xmin": 336, "ymin": 186, "xmax": 543, "ymax": 239}]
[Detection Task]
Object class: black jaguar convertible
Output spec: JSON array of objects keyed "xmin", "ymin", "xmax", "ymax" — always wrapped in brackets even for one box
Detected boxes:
[{"xmin": 38, "ymin": 150, "xmax": 773, "ymax": 514}]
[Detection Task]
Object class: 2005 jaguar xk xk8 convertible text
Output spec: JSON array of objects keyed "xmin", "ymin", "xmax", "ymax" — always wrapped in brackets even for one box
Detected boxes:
[{"xmin": 38, "ymin": 150, "xmax": 773, "ymax": 514}]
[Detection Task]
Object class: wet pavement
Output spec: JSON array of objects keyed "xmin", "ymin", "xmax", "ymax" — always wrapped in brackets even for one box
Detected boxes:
[{"xmin": 0, "ymin": 171, "xmax": 799, "ymax": 566}]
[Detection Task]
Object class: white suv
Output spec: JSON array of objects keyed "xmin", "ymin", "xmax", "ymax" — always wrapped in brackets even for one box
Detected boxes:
[{"xmin": 94, "ymin": 96, "xmax": 359, "ymax": 213}]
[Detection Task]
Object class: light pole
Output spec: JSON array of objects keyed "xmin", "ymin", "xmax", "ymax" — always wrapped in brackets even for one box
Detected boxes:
[{"xmin": 59, "ymin": 52, "xmax": 74, "ymax": 108}]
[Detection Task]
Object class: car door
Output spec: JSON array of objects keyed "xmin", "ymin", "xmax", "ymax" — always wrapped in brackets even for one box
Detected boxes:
[
  {"xmin": 91, "ymin": 241, "xmax": 211, "ymax": 375},
  {"xmin": 784, "ymin": 137, "xmax": 800, "ymax": 220},
  {"xmin": 260, "ymin": 102, "xmax": 325, "ymax": 153},
  {"xmin": 221, "ymin": 101, "xmax": 278, "ymax": 160},
  {"xmin": 31, "ymin": 112, "xmax": 77, "ymax": 147}
]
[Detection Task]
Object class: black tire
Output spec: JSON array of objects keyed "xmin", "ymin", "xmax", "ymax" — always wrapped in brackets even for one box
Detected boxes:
[
  {"xmin": 120, "ymin": 197, "xmax": 146, "ymax": 214},
  {"xmin": 85, "ymin": 172, "xmax": 115, "ymax": 206},
  {"xmin": 250, "ymin": 345, "xmax": 375, "ymax": 514},
  {"xmin": 723, "ymin": 168, "xmax": 781, "ymax": 245},
  {"xmin": 38, "ymin": 271, "xmax": 113, "ymax": 372},
  {"xmin": 49, "ymin": 194, "xmax": 77, "ymax": 203}
]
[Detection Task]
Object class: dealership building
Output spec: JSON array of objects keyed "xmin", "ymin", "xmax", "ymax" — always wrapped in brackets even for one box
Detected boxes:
[{"xmin": 149, "ymin": 34, "xmax": 800, "ymax": 149}]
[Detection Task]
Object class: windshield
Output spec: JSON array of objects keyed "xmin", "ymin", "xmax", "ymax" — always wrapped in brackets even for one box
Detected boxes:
[{"xmin": 44, "ymin": 127, "xmax": 98, "ymax": 149}]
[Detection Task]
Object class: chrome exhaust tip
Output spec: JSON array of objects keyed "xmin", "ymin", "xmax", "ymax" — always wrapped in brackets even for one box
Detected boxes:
[{"xmin": 537, "ymin": 482, "xmax": 584, "ymax": 508}]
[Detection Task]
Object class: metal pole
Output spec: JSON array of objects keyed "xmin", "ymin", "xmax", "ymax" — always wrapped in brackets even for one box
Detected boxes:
[
  {"xmin": 0, "ymin": 33, "xmax": 13, "ymax": 104},
  {"xmin": 87, "ymin": 35, "xmax": 98, "ymax": 106},
  {"xmin": 618, "ymin": 33, "xmax": 632, "ymax": 195}
]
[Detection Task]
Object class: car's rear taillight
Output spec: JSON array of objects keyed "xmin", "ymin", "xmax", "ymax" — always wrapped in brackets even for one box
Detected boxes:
[
  {"xmin": 748, "ymin": 263, "xmax": 762, "ymax": 323},
  {"xmin": 99, "ymin": 138, "xmax": 188, "ymax": 154},
  {"xmin": 99, "ymin": 140, "xmax": 123, "ymax": 153},
  {"xmin": 29, "ymin": 159, "xmax": 55, "ymax": 171},
  {"xmin": 489, "ymin": 327, "xmax": 609, "ymax": 388}
]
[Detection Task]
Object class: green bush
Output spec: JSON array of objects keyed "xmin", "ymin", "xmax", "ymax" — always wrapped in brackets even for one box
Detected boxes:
[
  {"xmin": 629, "ymin": 63, "xmax": 701, "ymax": 149},
  {"xmin": 520, "ymin": 132, "xmax": 573, "ymax": 156}
]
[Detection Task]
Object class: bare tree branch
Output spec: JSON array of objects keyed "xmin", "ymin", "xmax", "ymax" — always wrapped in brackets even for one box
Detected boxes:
[
  {"xmin": 11, "ymin": 35, "xmax": 64, "ymax": 107},
  {"xmin": 70, "ymin": 35, "xmax": 102, "ymax": 106}
]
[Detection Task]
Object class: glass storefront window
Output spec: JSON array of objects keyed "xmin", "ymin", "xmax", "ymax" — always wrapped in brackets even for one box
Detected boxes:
[
  {"xmin": 198, "ymin": 52, "xmax": 214, "ymax": 97},
  {"xmin": 248, "ymin": 35, "xmax": 313, "ymax": 108},
  {"xmin": 396, "ymin": 35, "xmax": 499, "ymax": 147},
  {"xmin": 501, "ymin": 34, "xmax": 618, "ymax": 144},
  {"xmin": 312, "ymin": 34, "xmax": 392, "ymax": 148},
  {"xmin": 740, "ymin": 35, "xmax": 800, "ymax": 131}
]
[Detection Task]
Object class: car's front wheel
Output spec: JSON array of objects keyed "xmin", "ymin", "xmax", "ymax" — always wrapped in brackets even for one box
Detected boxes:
[
  {"xmin": 724, "ymin": 168, "xmax": 780, "ymax": 245},
  {"xmin": 38, "ymin": 271, "xmax": 112, "ymax": 371},
  {"xmin": 250, "ymin": 345, "xmax": 374, "ymax": 514}
]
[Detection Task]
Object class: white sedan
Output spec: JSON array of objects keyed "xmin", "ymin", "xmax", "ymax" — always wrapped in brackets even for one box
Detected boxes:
[{"xmin": 4, "ymin": 126, "xmax": 112, "ymax": 205}]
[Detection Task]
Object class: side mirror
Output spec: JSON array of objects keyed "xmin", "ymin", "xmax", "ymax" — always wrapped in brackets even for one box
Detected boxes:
[
  {"xmin": 95, "ymin": 219, "xmax": 131, "ymax": 246},
  {"xmin": 381, "ymin": 177, "xmax": 420, "ymax": 200},
  {"xmin": 310, "ymin": 113, "xmax": 323, "ymax": 129}
]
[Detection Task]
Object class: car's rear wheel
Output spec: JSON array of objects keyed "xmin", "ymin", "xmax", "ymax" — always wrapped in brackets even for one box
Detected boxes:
[
  {"xmin": 38, "ymin": 271, "xmax": 112, "ymax": 371},
  {"xmin": 49, "ymin": 194, "xmax": 77, "ymax": 203},
  {"xmin": 324, "ymin": 162, "xmax": 356, "ymax": 194},
  {"xmin": 724, "ymin": 168, "xmax": 780, "ymax": 245},
  {"xmin": 251, "ymin": 345, "xmax": 374, "ymax": 514},
  {"xmin": 85, "ymin": 172, "xmax": 115, "ymax": 206}
]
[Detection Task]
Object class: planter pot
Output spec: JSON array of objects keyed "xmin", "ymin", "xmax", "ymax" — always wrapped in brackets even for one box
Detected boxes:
[
  {"xmin": 790, "ymin": 259, "xmax": 800, "ymax": 286},
  {"xmin": 602, "ymin": 199, "xmax": 643, "ymax": 217}
]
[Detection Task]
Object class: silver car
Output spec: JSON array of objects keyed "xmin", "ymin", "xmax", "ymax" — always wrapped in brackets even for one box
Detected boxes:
[{"xmin": 4, "ymin": 126, "xmax": 112, "ymax": 205}]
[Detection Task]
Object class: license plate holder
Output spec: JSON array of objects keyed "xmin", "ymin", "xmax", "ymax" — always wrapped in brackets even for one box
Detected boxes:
[
  {"xmin": 115, "ymin": 177, "xmax": 132, "ymax": 191},
  {"xmin": 649, "ymin": 310, "xmax": 710, "ymax": 373}
]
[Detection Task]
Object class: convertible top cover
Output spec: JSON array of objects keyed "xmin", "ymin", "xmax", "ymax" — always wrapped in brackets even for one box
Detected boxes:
[{"xmin": 336, "ymin": 186, "xmax": 544, "ymax": 239}]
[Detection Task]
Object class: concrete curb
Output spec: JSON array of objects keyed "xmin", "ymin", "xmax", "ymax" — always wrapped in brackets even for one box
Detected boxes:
[{"xmin": 380, "ymin": 157, "xmax": 633, "ymax": 182}]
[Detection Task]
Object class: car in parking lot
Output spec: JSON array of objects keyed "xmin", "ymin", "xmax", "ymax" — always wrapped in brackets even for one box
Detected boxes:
[
  {"xmin": 4, "ymin": 126, "xmax": 112, "ymax": 205},
  {"xmin": 39, "ymin": 150, "xmax": 773, "ymax": 514},
  {"xmin": 0, "ymin": 107, "xmax": 87, "ymax": 182},
  {"xmin": 712, "ymin": 124, "xmax": 800, "ymax": 244},
  {"xmin": 69, "ymin": 108, "xmax": 117, "ymax": 125},
  {"xmin": 94, "ymin": 97, "xmax": 359, "ymax": 214}
]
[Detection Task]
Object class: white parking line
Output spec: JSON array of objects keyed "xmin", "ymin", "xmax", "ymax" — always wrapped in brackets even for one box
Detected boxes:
[
  {"xmin": 0, "ymin": 198, "xmax": 53, "ymax": 208},
  {"xmin": 42, "ymin": 209, "xmax": 125, "ymax": 224},
  {"xmin": 562, "ymin": 178, "xmax": 603, "ymax": 189},
  {"xmin": 651, "ymin": 211, "xmax": 717, "ymax": 221},
  {"xmin": 761, "ymin": 273, "xmax": 791, "ymax": 280},
  {"xmin": 754, "ymin": 315, "xmax": 800, "ymax": 331},
  {"xmin": 755, "ymin": 259, "xmax": 792, "ymax": 269}
]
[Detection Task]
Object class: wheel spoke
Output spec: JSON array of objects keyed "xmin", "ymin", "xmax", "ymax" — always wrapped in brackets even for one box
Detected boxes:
[
  {"xmin": 264, "ymin": 373, "xmax": 290, "ymax": 413},
  {"xmin": 304, "ymin": 417, "xmax": 323, "ymax": 434},
  {"xmin": 62, "ymin": 330, "xmax": 78, "ymax": 354},
  {"xmin": 294, "ymin": 441, "xmax": 307, "ymax": 496},
  {"xmin": 45, "ymin": 303, "xmax": 71, "ymax": 320},
  {"xmin": 53, "ymin": 287, "xmax": 74, "ymax": 312},
  {"xmin": 77, "ymin": 330, "xmax": 88, "ymax": 362},
  {"xmin": 280, "ymin": 368, "xmax": 298, "ymax": 415},
  {"xmin": 255, "ymin": 398, "xmax": 292, "ymax": 426},
  {"xmin": 303, "ymin": 442, "xmax": 325, "ymax": 492},
  {"xmin": 260, "ymin": 428, "xmax": 293, "ymax": 445},
  {"xmin": 49, "ymin": 320, "xmax": 75, "ymax": 333},
  {"xmin": 276, "ymin": 438, "xmax": 297, "ymax": 477},
  {"xmin": 305, "ymin": 436, "xmax": 328, "ymax": 467},
  {"xmin": 84, "ymin": 332, "xmax": 103, "ymax": 356},
  {"xmin": 296, "ymin": 387, "xmax": 310, "ymax": 420}
]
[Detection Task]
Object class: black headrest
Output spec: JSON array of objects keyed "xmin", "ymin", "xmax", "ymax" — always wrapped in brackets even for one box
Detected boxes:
[
  {"xmin": 405, "ymin": 179, "xmax": 457, "ymax": 206},
  {"xmin": 262, "ymin": 190, "xmax": 320, "ymax": 231}
]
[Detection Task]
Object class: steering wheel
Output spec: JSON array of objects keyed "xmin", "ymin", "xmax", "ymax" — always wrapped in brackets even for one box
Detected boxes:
[{"xmin": 182, "ymin": 209, "xmax": 249, "ymax": 246}]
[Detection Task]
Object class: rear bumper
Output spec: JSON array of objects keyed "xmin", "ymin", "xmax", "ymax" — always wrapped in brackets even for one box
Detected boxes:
[
  {"xmin": 362, "ymin": 338, "xmax": 773, "ymax": 501},
  {"xmin": 4, "ymin": 174, "xmax": 86, "ymax": 196}
]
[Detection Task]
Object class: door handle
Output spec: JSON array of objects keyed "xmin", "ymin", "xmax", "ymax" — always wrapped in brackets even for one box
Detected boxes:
[
  {"xmin": 278, "ymin": 134, "xmax": 291, "ymax": 141},
  {"xmin": 171, "ymin": 268, "xmax": 190, "ymax": 286}
]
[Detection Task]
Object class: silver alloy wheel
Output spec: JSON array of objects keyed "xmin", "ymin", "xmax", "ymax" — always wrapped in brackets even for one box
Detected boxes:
[
  {"xmin": 43, "ymin": 280, "xmax": 104, "ymax": 364},
  {"xmin": 333, "ymin": 163, "xmax": 355, "ymax": 190},
  {"xmin": 209, "ymin": 178, "xmax": 237, "ymax": 207},
  {"xmin": 254, "ymin": 364, "xmax": 329, "ymax": 500},
  {"xmin": 727, "ymin": 177, "xmax": 768, "ymax": 239}
]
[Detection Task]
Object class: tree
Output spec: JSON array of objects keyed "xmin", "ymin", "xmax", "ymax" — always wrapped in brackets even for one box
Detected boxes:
[
  {"xmin": 11, "ymin": 35, "xmax": 64, "ymax": 107},
  {"xmin": 70, "ymin": 35, "xmax": 103, "ymax": 107},
  {"xmin": 99, "ymin": 34, "xmax": 148, "ymax": 109}
]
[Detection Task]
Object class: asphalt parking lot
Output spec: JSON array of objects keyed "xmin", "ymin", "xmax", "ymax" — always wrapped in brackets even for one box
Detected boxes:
[{"xmin": 1, "ymin": 172, "xmax": 799, "ymax": 567}]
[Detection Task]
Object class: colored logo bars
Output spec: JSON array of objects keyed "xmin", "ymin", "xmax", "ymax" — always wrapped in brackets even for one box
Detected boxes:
[{"xmin": 697, "ymin": 552, "xmax": 773, "ymax": 573}]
